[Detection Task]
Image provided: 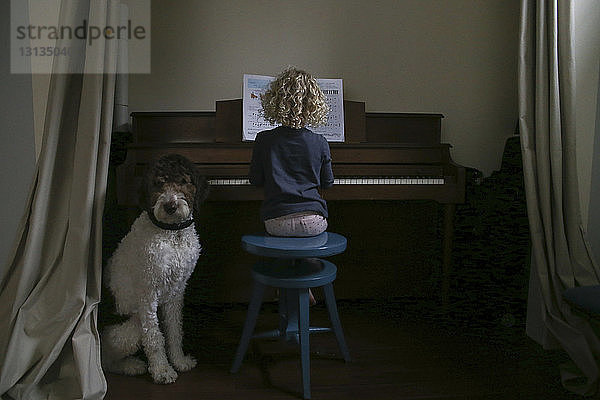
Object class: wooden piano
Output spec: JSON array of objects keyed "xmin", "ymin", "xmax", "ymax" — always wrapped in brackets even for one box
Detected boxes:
[{"xmin": 116, "ymin": 99, "xmax": 465, "ymax": 303}]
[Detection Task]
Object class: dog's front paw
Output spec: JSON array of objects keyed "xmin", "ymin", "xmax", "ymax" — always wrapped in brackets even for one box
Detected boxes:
[
  {"xmin": 172, "ymin": 354, "xmax": 197, "ymax": 372},
  {"xmin": 149, "ymin": 362, "xmax": 178, "ymax": 384}
]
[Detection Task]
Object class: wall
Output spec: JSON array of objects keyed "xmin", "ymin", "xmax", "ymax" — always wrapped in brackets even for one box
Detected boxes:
[
  {"xmin": 128, "ymin": 0, "xmax": 520, "ymax": 176},
  {"xmin": 0, "ymin": 0, "xmax": 36, "ymax": 275}
]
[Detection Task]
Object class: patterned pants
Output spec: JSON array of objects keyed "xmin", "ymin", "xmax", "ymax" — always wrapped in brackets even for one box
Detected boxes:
[{"xmin": 264, "ymin": 211, "xmax": 328, "ymax": 237}]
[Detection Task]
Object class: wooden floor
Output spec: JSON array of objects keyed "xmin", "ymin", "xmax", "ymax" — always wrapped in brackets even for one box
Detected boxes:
[{"xmin": 104, "ymin": 300, "xmax": 583, "ymax": 400}]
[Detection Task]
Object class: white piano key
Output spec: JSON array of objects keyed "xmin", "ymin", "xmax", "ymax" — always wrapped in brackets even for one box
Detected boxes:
[{"xmin": 209, "ymin": 176, "xmax": 446, "ymax": 186}]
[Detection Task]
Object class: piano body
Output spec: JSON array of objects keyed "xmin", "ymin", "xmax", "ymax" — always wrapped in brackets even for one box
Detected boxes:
[{"xmin": 116, "ymin": 100, "xmax": 465, "ymax": 303}]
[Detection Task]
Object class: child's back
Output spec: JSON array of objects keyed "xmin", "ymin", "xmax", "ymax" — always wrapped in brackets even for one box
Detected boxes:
[{"xmin": 249, "ymin": 67, "xmax": 333, "ymax": 238}]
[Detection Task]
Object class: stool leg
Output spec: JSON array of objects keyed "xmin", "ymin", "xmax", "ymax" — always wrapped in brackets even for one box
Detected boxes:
[
  {"xmin": 323, "ymin": 283, "xmax": 351, "ymax": 362},
  {"xmin": 297, "ymin": 288, "xmax": 311, "ymax": 399},
  {"xmin": 278, "ymin": 289, "xmax": 287, "ymax": 338},
  {"xmin": 231, "ymin": 281, "xmax": 266, "ymax": 373},
  {"xmin": 285, "ymin": 288, "xmax": 300, "ymax": 341}
]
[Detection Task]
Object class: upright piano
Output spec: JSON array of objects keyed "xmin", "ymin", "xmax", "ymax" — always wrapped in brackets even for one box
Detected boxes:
[{"xmin": 116, "ymin": 100, "xmax": 465, "ymax": 303}]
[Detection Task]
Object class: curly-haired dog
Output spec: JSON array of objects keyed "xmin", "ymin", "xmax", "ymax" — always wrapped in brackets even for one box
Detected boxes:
[{"xmin": 102, "ymin": 154, "xmax": 209, "ymax": 384}]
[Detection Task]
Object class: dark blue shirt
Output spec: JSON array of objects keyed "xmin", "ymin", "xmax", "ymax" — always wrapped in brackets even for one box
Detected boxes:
[{"xmin": 249, "ymin": 126, "xmax": 334, "ymax": 221}]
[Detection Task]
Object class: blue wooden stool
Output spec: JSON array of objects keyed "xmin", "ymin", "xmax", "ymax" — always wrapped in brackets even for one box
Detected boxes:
[{"xmin": 231, "ymin": 232, "xmax": 351, "ymax": 399}]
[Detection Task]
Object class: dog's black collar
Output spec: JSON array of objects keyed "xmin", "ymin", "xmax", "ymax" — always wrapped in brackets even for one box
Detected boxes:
[{"xmin": 147, "ymin": 210, "xmax": 194, "ymax": 231}]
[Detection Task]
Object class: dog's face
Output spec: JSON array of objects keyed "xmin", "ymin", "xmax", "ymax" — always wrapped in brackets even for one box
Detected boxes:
[
  {"xmin": 141, "ymin": 155, "xmax": 209, "ymax": 224},
  {"xmin": 150, "ymin": 174, "xmax": 196, "ymax": 224}
]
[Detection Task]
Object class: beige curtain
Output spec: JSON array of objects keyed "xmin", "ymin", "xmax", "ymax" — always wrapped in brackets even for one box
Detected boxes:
[
  {"xmin": 0, "ymin": 1, "xmax": 119, "ymax": 399},
  {"xmin": 519, "ymin": 0, "xmax": 600, "ymax": 395}
]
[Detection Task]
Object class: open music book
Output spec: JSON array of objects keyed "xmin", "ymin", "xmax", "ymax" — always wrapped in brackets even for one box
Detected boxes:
[{"xmin": 242, "ymin": 74, "xmax": 344, "ymax": 142}]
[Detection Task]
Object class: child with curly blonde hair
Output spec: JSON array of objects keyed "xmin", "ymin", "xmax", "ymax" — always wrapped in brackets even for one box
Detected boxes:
[{"xmin": 249, "ymin": 67, "xmax": 334, "ymax": 238}]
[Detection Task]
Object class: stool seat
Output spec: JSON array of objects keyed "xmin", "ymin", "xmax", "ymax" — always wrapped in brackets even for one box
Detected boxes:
[
  {"xmin": 241, "ymin": 232, "xmax": 347, "ymax": 258},
  {"xmin": 253, "ymin": 259, "xmax": 337, "ymax": 289}
]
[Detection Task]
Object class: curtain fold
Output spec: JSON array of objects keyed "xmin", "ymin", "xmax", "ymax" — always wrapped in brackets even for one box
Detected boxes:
[
  {"xmin": 519, "ymin": 0, "xmax": 600, "ymax": 395},
  {"xmin": 0, "ymin": 1, "xmax": 119, "ymax": 398}
]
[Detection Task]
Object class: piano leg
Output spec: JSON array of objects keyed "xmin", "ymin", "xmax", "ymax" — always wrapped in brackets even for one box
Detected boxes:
[{"xmin": 441, "ymin": 203, "xmax": 456, "ymax": 307}]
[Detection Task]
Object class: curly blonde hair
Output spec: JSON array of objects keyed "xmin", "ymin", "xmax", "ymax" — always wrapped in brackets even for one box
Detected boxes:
[{"xmin": 261, "ymin": 67, "xmax": 329, "ymax": 129}]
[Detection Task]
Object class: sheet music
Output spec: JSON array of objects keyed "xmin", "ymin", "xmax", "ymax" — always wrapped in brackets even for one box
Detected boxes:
[
  {"xmin": 242, "ymin": 74, "xmax": 278, "ymax": 141},
  {"xmin": 242, "ymin": 74, "xmax": 344, "ymax": 142},
  {"xmin": 311, "ymin": 78, "xmax": 344, "ymax": 142}
]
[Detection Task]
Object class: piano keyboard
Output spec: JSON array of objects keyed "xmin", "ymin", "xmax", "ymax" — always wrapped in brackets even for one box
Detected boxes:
[{"xmin": 208, "ymin": 177, "xmax": 446, "ymax": 185}]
